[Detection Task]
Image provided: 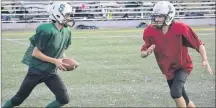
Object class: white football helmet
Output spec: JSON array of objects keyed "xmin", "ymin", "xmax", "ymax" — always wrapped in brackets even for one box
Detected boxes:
[
  {"xmin": 151, "ymin": 1, "xmax": 176, "ymax": 27},
  {"xmin": 49, "ymin": 2, "xmax": 75, "ymax": 27}
]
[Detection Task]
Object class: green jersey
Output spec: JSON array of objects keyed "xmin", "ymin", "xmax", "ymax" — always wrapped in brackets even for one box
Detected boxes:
[{"xmin": 22, "ymin": 23, "xmax": 72, "ymax": 73}]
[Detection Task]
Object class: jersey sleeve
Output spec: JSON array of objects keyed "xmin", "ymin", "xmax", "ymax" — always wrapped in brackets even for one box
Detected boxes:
[
  {"xmin": 29, "ymin": 26, "xmax": 51, "ymax": 51},
  {"xmin": 182, "ymin": 24, "xmax": 204, "ymax": 52},
  {"xmin": 65, "ymin": 28, "xmax": 72, "ymax": 50},
  {"xmin": 141, "ymin": 28, "xmax": 151, "ymax": 51}
]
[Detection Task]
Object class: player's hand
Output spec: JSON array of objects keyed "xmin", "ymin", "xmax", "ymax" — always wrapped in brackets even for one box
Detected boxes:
[
  {"xmin": 202, "ymin": 59, "xmax": 214, "ymax": 74},
  {"xmin": 141, "ymin": 44, "xmax": 156, "ymax": 58},
  {"xmin": 54, "ymin": 59, "xmax": 68, "ymax": 71},
  {"xmin": 146, "ymin": 44, "xmax": 156, "ymax": 55}
]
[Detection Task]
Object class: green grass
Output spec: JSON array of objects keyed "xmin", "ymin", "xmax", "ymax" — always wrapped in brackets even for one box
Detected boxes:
[{"xmin": 1, "ymin": 27, "xmax": 215, "ymax": 107}]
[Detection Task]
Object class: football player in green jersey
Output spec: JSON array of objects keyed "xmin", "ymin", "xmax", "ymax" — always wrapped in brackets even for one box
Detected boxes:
[{"xmin": 3, "ymin": 2, "xmax": 76, "ymax": 108}]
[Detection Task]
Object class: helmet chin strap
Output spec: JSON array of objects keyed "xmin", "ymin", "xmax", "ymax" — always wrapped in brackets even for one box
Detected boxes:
[
  {"xmin": 156, "ymin": 24, "xmax": 164, "ymax": 29},
  {"xmin": 66, "ymin": 20, "xmax": 75, "ymax": 27},
  {"xmin": 61, "ymin": 19, "xmax": 75, "ymax": 27},
  {"xmin": 153, "ymin": 21, "xmax": 165, "ymax": 29}
]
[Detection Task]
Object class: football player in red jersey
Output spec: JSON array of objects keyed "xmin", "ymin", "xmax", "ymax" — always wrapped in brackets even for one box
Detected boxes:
[{"xmin": 141, "ymin": 1, "xmax": 213, "ymax": 107}]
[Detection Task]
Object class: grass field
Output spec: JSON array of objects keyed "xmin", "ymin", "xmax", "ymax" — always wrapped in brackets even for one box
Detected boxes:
[{"xmin": 1, "ymin": 27, "xmax": 215, "ymax": 107}]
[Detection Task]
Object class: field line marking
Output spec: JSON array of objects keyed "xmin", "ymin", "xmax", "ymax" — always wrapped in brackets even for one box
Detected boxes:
[
  {"xmin": 2, "ymin": 33, "xmax": 215, "ymax": 41},
  {"xmin": 2, "ymin": 28, "xmax": 215, "ymax": 36}
]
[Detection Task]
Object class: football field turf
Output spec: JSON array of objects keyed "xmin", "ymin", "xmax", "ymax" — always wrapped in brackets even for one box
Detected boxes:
[{"xmin": 1, "ymin": 27, "xmax": 215, "ymax": 107}]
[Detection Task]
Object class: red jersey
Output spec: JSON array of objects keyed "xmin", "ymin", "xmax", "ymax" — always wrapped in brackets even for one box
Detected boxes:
[{"xmin": 141, "ymin": 22, "xmax": 203, "ymax": 80}]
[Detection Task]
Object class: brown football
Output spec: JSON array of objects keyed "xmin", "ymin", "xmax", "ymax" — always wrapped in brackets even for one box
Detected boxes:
[{"xmin": 62, "ymin": 57, "xmax": 79, "ymax": 71}]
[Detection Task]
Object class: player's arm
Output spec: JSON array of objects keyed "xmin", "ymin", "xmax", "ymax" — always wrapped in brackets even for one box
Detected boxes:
[
  {"xmin": 30, "ymin": 28, "xmax": 67, "ymax": 70},
  {"xmin": 32, "ymin": 46, "xmax": 67, "ymax": 71},
  {"xmin": 198, "ymin": 45, "xmax": 208, "ymax": 61},
  {"xmin": 182, "ymin": 25, "xmax": 207, "ymax": 59},
  {"xmin": 182, "ymin": 25, "xmax": 213, "ymax": 74},
  {"xmin": 198, "ymin": 44, "xmax": 213, "ymax": 74},
  {"xmin": 30, "ymin": 29, "xmax": 56, "ymax": 64},
  {"xmin": 182, "ymin": 25, "xmax": 203, "ymax": 51},
  {"xmin": 32, "ymin": 47, "xmax": 56, "ymax": 64},
  {"xmin": 141, "ymin": 45, "xmax": 155, "ymax": 58},
  {"xmin": 141, "ymin": 29, "xmax": 155, "ymax": 58}
]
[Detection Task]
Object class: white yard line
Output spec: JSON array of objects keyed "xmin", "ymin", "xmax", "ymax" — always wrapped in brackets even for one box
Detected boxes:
[
  {"xmin": 4, "ymin": 39, "xmax": 29, "ymax": 46},
  {"xmin": 2, "ymin": 33, "xmax": 215, "ymax": 41}
]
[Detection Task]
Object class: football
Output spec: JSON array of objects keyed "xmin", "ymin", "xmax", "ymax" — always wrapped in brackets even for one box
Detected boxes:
[{"xmin": 62, "ymin": 57, "xmax": 79, "ymax": 71}]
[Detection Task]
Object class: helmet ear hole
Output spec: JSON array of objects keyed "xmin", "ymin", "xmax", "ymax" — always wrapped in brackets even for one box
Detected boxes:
[{"xmin": 56, "ymin": 15, "xmax": 60, "ymax": 18}]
